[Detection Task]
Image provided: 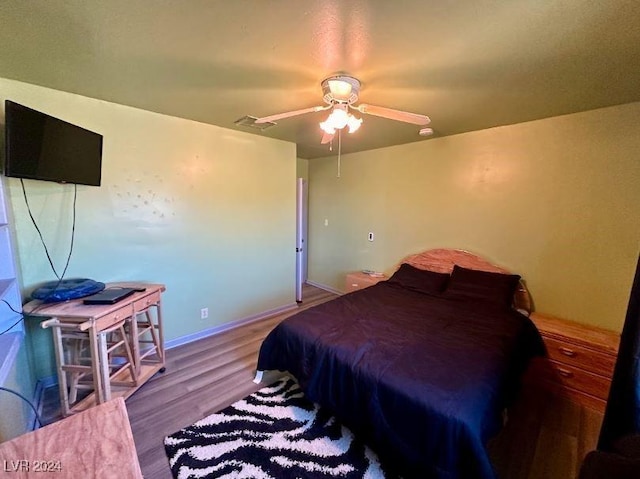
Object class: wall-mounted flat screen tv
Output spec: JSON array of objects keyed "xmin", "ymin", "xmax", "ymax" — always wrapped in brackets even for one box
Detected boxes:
[{"xmin": 4, "ymin": 100, "xmax": 103, "ymax": 186}]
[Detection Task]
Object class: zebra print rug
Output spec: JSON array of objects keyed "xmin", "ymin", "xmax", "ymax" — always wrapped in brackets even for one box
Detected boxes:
[{"xmin": 164, "ymin": 377, "xmax": 397, "ymax": 479}]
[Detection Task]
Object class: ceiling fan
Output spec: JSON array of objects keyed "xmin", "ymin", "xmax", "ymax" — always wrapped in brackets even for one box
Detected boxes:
[{"xmin": 251, "ymin": 75, "xmax": 432, "ymax": 145}]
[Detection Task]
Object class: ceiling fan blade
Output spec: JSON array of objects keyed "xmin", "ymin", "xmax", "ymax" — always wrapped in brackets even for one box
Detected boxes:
[
  {"xmin": 354, "ymin": 104, "xmax": 431, "ymax": 126},
  {"xmin": 255, "ymin": 105, "xmax": 330, "ymax": 124},
  {"xmin": 320, "ymin": 131, "xmax": 335, "ymax": 144}
]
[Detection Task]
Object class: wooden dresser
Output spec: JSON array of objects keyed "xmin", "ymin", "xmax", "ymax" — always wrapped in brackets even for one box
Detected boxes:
[
  {"xmin": 344, "ymin": 271, "xmax": 387, "ymax": 293},
  {"xmin": 528, "ymin": 312, "xmax": 620, "ymax": 412}
]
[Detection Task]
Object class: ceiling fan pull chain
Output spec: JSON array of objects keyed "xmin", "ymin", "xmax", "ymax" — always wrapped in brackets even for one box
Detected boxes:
[{"xmin": 337, "ymin": 129, "xmax": 342, "ymax": 178}]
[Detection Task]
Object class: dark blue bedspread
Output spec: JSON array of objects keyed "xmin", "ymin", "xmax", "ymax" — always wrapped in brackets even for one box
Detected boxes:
[{"xmin": 257, "ymin": 282, "xmax": 543, "ymax": 478}]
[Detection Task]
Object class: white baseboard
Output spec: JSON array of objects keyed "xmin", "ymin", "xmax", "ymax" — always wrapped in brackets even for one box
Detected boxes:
[
  {"xmin": 305, "ymin": 280, "xmax": 343, "ymax": 296},
  {"xmin": 165, "ymin": 302, "xmax": 298, "ymax": 350}
]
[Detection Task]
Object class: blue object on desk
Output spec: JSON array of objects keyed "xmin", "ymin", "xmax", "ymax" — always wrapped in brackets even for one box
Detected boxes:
[{"xmin": 31, "ymin": 278, "xmax": 105, "ymax": 303}]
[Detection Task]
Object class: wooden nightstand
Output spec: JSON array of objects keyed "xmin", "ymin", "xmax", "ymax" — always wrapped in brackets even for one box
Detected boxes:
[
  {"xmin": 528, "ymin": 312, "xmax": 620, "ymax": 412},
  {"xmin": 344, "ymin": 271, "xmax": 387, "ymax": 293}
]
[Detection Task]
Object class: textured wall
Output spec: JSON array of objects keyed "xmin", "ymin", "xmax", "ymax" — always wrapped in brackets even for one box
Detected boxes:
[{"xmin": 308, "ymin": 102, "xmax": 640, "ymax": 331}]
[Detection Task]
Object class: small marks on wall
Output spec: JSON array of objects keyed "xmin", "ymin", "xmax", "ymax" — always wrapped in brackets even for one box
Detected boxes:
[{"xmin": 110, "ymin": 172, "xmax": 176, "ymax": 223}]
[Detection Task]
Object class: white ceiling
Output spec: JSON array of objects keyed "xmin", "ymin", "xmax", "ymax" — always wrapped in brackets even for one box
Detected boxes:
[{"xmin": 1, "ymin": 0, "xmax": 639, "ymax": 159}]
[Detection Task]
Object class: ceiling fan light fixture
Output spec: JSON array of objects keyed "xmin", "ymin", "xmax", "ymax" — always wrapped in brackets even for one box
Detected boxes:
[
  {"xmin": 319, "ymin": 120, "xmax": 336, "ymax": 135},
  {"xmin": 327, "ymin": 79, "xmax": 352, "ymax": 98},
  {"xmin": 319, "ymin": 104, "xmax": 362, "ymax": 135},
  {"xmin": 347, "ymin": 114, "xmax": 362, "ymax": 133},
  {"xmin": 328, "ymin": 106, "xmax": 350, "ymax": 129},
  {"xmin": 321, "ymin": 75, "xmax": 361, "ymax": 104}
]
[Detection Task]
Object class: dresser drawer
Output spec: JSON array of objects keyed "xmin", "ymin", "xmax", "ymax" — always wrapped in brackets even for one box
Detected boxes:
[
  {"xmin": 91, "ymin": 304, "xmax": 134, "ymax": 331},
  {"xmin": 545, "ymin": 360, "xmax": 612, "ymax": 400},
  {"xmin": 542, "ymin": 336, "xmax": 616, "ymax": 377}
]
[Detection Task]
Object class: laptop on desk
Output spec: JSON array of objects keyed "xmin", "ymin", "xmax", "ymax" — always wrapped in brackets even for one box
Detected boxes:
[{"xmin": 83, "ymin": 288, "xmax": 137, "ymax": 305}]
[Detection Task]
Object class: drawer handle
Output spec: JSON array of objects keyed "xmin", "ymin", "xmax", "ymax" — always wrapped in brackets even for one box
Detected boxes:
[
  {"xmin": 557, "ymin": 367, "xmax": 574, "ymax": 378},
  {"xmin": 558, "ymin": 347, "xmax": 577, "ymax": 357},
  {"xmin": 351, "ymin": 283, "xmax": 359, "ymax": 287}
]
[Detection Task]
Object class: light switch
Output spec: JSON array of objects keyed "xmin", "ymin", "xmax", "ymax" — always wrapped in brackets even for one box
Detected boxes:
[{"xmin": 324, "ymin": 219, "xmax": 329, "ymax": 226}]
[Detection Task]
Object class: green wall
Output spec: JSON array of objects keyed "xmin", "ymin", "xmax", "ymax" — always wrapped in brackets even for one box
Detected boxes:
[
  {"xmin": 308, "ymin": 102, "xmax": 640, "ymax": 332},
  {"xmin": 0, "ymin": 78, "xmax": 297, "ymax": 380},
  {"xmin": 0, "ymin": 335, "xmax": 36, "ymax": 441}
]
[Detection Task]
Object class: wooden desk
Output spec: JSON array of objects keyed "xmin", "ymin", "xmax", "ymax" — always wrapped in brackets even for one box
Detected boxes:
[
  {"xmin": 0, "ymin": 397, "xmax": 143, "ymax": 478},
  {"xmin": 24, "ymin": 283, "xmax": 166, "ymax": 415}
]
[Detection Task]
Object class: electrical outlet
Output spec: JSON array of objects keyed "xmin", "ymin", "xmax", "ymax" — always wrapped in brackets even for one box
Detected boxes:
[
  {"xmin": 368, "ymin": 232, "xmax": 375, "ymax": 241},
  {"xmin": 200, "ymin": 307, "xmax": 209, "ymax": 320}
]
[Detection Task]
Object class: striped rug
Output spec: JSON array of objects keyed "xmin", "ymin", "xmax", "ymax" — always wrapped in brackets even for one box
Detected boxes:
[{"xmin": 164, "ymin": 377, "xmax": 396, "ymax": 479}]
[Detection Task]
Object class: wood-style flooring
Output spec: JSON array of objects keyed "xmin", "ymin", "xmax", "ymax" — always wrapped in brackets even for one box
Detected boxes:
[
  {"xmin": 40, "ymin": 284, "xmax": 602, "ymax": 479},
  {"xmin": 488, "ymin": 381, "xmax": 602, "ymax": 479}
]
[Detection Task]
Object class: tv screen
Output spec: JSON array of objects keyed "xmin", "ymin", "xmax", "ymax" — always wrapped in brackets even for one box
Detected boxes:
[{"xmin": 4, "ymin": 100, "xmax": 103, "ymax": 186}]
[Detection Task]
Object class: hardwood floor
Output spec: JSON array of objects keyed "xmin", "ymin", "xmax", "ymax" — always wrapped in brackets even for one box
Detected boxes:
[
  {"xmin": 41, "ymin": 284, "xmax": 602, "ymax": 479},
  {"xmin": 488, "ymin": 381, "xmax": 602, "ymax": 479}
]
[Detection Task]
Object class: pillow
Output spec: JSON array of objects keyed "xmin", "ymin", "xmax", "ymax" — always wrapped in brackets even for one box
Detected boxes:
[
  {"xmin": 444, "ymin": 265, "xmax": 521, "ymax": 307},
  {"xmin": 387, "ymin": 263, "xmax": 450, "ymax": 295}
]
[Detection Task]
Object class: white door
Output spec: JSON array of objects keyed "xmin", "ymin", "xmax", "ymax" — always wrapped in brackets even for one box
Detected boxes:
[{"xmin": 295, "ymin": 178, "xmax": 308, "ymax": 302}]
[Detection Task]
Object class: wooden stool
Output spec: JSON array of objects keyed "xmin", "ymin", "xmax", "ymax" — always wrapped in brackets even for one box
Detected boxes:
[
  {"xmin": 61, "ymin": 330, "xmax": 93, "ymax": 405},
  {"xmin": 130, "ymin": 303, "xmax": 165, "ymax": 378},
  {"xmin": 48, "ymin": 319, "xmax": 136, "ymax": 414},
  {"xmin": 103, "ymin": 319, "xmax": 136, "ymax": 391}
]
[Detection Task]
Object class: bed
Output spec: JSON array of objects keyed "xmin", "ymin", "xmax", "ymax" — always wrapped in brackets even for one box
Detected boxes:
[{"xmin": 256, "ymin": 249, "xmax": 544, "ymax": 479}]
